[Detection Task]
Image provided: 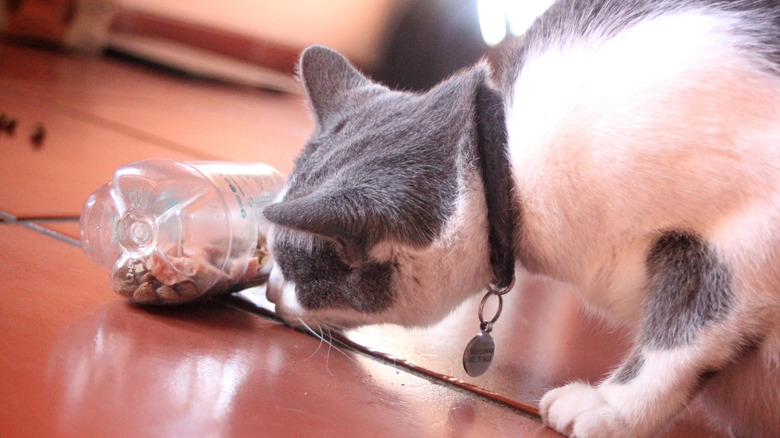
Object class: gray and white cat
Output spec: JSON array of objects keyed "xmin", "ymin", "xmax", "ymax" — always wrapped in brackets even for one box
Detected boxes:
[{"xmin": 261, "ymin": 1, "xmax": 780, "ymax": 436}]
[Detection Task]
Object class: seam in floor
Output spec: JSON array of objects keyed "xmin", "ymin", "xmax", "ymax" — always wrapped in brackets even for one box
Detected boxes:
[
  {"xmin": 0, "ymin": 210, "xmax": 80, "ymax": 247},
  {"xmin": 216, "ymin": 293, "xmax": 543, "ymax": 422}
]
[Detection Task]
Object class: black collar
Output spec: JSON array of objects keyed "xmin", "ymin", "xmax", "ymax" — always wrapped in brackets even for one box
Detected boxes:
[{"xmin": 474, "ymin": 83, "xmax": 517, "ymax": 290}]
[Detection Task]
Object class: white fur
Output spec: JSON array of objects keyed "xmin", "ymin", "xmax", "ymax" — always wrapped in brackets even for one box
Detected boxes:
[
  {"xmin": 371, "ymin": 157, "xmax": 494, "ymax": 327},
  {"xmin": 542, "ymin": 348, "xmax": 705, "ymax": 438},
  {"xmin": 266, "ymin": 265, "xmax": 303, "ymax": 319},
  {"xmin": 541, "ymin": 382, "xmax": 634, "ymax": 438},
  {"xmin": 510, "ymin": 10, "xmax": 780, "ymax": 437},
  {"xmin": 509, "ymin": 11, "xmax": 780, "ymax": 316}
]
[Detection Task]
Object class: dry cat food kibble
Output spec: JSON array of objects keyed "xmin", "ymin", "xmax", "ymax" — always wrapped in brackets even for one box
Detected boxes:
[{"xmin": 112, "ymin": 235, "xmax": 271, "ymax": 304}]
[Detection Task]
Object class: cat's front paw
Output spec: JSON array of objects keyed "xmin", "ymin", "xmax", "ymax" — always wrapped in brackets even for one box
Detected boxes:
[{"xmin": 540, "ymin": 382, "xmax": 632, "ymax": 438}]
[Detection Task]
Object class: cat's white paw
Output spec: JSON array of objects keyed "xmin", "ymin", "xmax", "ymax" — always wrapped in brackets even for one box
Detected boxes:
[{"xmin": 540, "ymin": 382, "xmax": 633, "ymax": 438}]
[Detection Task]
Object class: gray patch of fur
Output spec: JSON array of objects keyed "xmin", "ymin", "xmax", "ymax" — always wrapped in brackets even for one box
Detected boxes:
[
  {"xmin": 613, "ymin": 351, "xmax": 645, "ymax": 384},
  {"xmin": 642, "ymin": 231, "xmax": 733, "ymax": 348}
]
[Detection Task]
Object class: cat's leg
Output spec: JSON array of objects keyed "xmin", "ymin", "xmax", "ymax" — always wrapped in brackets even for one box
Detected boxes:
[{"xmin": 540, "ymin": 231, "xmax": 766, "ymax": 438}]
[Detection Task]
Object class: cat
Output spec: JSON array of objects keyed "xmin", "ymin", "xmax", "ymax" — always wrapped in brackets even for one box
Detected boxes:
[{"xmin": 261, "ymin": 0, "xmax": 780, "ymax": 436}]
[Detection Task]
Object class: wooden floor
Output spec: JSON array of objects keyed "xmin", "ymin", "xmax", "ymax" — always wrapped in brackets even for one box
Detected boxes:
[{"xmin": 0, "ymin": 42, "xmax": 724, "ymax": 437}]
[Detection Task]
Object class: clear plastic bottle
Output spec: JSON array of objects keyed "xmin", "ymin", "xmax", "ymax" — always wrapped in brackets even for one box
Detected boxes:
[{"xmin": 80, "ymin": 158, "xmax": 285, "ymax": 304}]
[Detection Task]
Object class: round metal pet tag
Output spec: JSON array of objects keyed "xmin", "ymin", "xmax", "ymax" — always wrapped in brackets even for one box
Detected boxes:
[{"xmin": 462, "ymin": 332, "xmax": 495, "ymax": 377}]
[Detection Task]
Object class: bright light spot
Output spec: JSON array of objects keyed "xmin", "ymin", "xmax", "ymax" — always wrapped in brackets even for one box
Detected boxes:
[
  {"xmin": 478, "ymin": 0, "xmax": 508, "ymax": 46},
  {"xmin": 478, "ymin": 0, "xmax": 556, "ymax": 45},
  {"xmin": 506, "ymin": 0, "xmax": 556, "ymax": 36}
]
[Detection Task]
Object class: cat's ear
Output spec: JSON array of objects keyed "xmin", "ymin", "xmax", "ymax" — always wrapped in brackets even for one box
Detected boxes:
[
  {"xmin": 263, "ymin": 181, "xmax": 434, "ymax": 248},
  {"xmin": 418, "ymin": 62, "xmax": 496, "ymax": 130},
  {"xmin": 299, "ymin": 46, "xmax": 371, "ymax": 123},
  {"xmin": 262, "ymin": 187, "xmax": 368, "ymax": 242}
]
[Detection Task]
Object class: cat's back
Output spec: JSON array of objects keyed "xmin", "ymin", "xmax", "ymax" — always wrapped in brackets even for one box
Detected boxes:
[
  {"xmin": 502, "ymin": 0, "xmax": 780, "ymax": 307},
  {"xmin": 506, "ymin": 0, "xmax": 780, "ymax": 244}
]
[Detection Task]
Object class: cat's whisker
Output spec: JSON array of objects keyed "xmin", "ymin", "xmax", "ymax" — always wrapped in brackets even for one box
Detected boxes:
[
  {"xmin": 317, "ymin": 322, "xmax": 417, "ymax": 357},
  {"xmin": 321, "ymin": 324, "xmax": 356, "ymax": 362},
  {"xmin": 298, "ymin": 318, "xmax": 326, "ymax": 363},
  {"xmin": 322, "ymin": 325, "xmax": 335, "ymax": 376},
  {"xmin": 297, "ymin": 318, "xmax": 358, "ymax": 375}
]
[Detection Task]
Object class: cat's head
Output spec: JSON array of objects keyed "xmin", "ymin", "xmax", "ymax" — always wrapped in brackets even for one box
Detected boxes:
[{"xmin": 262, "ymin": 46, "xmax": 503, "ymax": 329}]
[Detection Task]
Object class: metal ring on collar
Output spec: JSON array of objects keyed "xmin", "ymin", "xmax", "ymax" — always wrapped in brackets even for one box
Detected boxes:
[
  {"xmin": 478, "ymin": 290, "xmax": 503, "ymax": 330},
  {"xmin": 488, "ymin": 274, "xmax": 516, "ymax": 296}
]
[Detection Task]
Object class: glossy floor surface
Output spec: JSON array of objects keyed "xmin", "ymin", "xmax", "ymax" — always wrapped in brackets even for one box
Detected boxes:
[{"xmin": 0, "ymin": 42, "xmax": 724, "ymax": 437}]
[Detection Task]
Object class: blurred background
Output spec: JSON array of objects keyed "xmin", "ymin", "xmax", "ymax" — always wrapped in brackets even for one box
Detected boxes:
[{"xmin": 0, "ymin": 0, "xmax": 555, "ymax": 91}]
